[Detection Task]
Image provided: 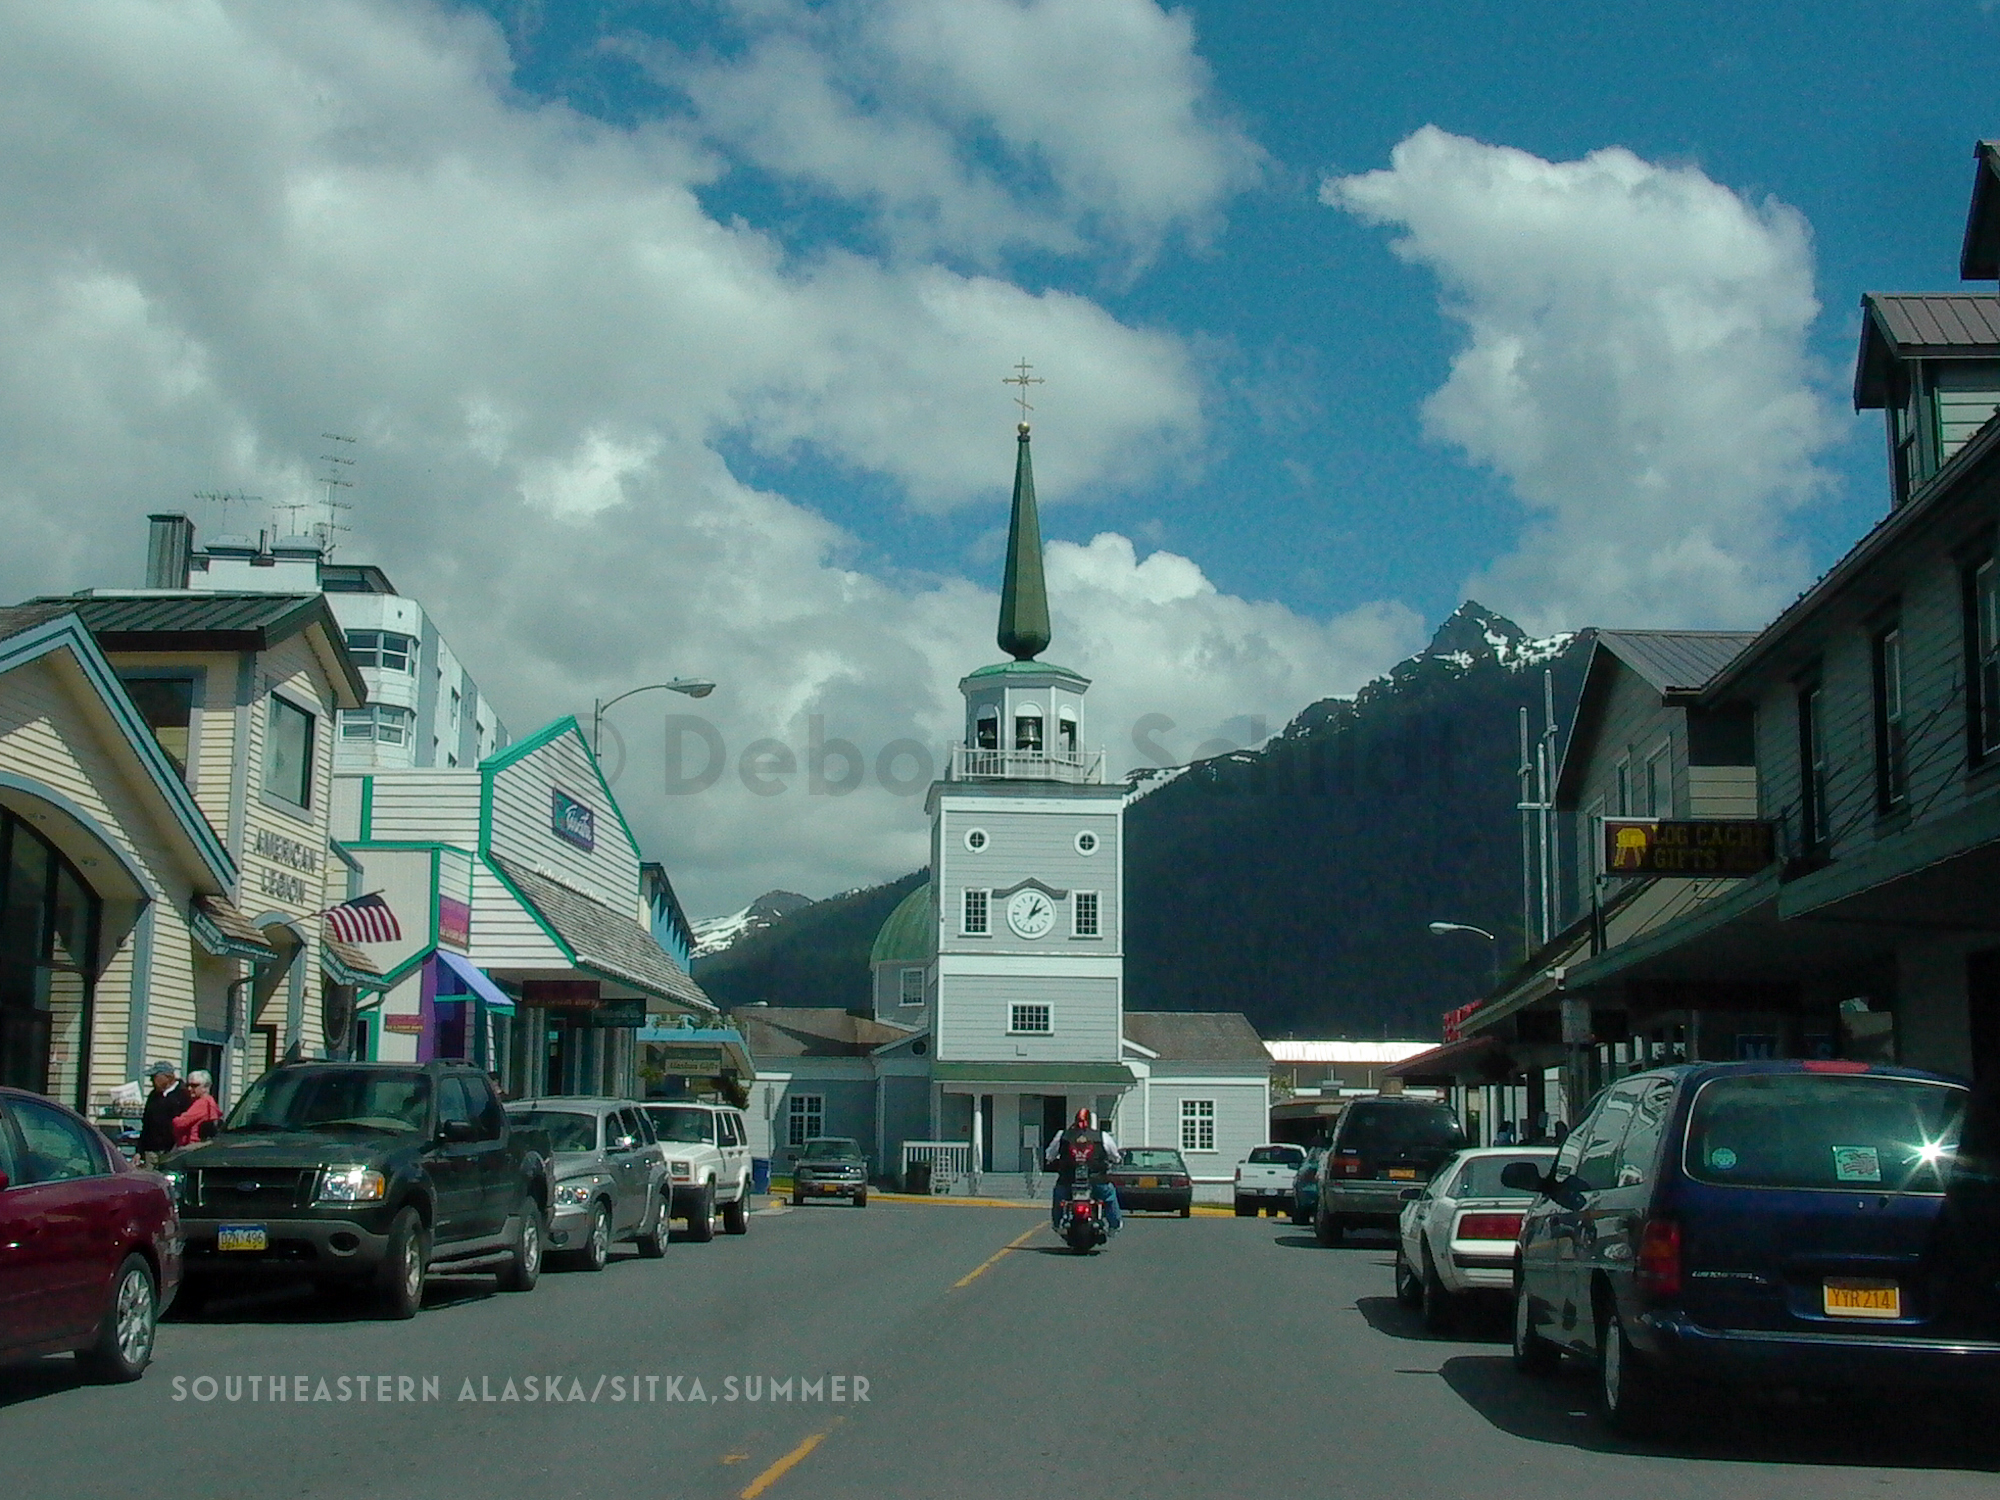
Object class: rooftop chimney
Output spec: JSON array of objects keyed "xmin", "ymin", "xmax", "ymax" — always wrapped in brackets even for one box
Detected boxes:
[{"xmin": 145, "ymin": 513, "xmax": 194, "ymax": 590}]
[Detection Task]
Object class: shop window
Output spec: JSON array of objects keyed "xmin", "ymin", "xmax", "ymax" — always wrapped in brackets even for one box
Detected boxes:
[
  {"xmin": 264, "ymin": 695, "xmax": 315, "ymax": 810},
  {"xmin": 119, "ymin": 674, "xmax": 195, "ymax": 778},
  {"xmin": 0, "ymin": 810, "xmax": 100, "ymax": 1107}
]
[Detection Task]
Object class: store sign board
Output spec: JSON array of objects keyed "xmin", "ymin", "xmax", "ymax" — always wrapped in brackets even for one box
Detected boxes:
[
  {"xmin": 1602, "ymin": 818, "xmax": 1775, "ymax": 877},
  {"xmin": 550, "ymin": 788, "xmax": 596, "ymax": 853}
]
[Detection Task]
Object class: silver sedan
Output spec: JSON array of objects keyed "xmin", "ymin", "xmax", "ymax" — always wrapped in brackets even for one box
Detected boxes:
[
  {"xmin": 504, "ymin": 1099, "xmax": 669, "ymax": 1269},
  {"xmin": 1394, "ymin": 1146, "xmax": 1556, "ymax": 1333}
]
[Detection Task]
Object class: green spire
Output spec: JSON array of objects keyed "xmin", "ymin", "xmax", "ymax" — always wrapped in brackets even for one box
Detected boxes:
[{"xmin": 997, "ymin": 422, "xmax": 1051, "ymax": 660}]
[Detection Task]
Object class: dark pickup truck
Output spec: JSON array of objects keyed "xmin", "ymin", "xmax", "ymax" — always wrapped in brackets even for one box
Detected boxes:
[{"xmin": 165, "ymin": 1060, "xmax": 552, "ymax": 1318}]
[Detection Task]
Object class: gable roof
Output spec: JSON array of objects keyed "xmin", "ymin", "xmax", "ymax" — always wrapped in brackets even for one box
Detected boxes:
[
  {"xmin": 26, "ymin": 590, "xmax": 367, "ymax": 708},
  {"xmin": 730, "ymin": 1007, "xmax": 912, "ymax": 1058},
  {"xmin": 487, "ymin": 854, "xmax": 713, "ymax": 1014},
  {"xmin": 1121, "ymin": 1011, "xmax": 1269, "ymax": 1065},
  {"xmin": 1555, "ymin": 631, "xmax": 1756, "ymax": 806},
  {"xmin": 1854, "ymin": 293, "xmax": 2000, "ymax": 408}
]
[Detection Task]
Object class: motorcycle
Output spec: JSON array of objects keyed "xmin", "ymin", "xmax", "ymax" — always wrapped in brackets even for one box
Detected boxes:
[{"xmin": 1057, "ymin": 1179, "xmax": 1109, "ymax": 1254}]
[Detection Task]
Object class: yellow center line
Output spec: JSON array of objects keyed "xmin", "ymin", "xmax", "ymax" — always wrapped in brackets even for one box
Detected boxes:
[
  {"xmin": 952, "ymin": 1222, "xmax": 1043, "ymax": 1289},
  {"xmin": 739, "ymin": 1418, "xmax": 844, "ymax": 1500}
]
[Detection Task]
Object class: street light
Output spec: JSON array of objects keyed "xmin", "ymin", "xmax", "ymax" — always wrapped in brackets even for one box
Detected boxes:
[
  {"xmin": 592, "ymin": 679, "xmax": 715, "ymax": 757},
  {"xmin": 1428, "ymin": 920, "xmax": 1500, "ymax": 989}
]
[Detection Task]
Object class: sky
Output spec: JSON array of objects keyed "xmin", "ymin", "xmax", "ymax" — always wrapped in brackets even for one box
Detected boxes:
[{"xmin": 0, "ymin": 1, "xmax": 1995, "ymax": 916}]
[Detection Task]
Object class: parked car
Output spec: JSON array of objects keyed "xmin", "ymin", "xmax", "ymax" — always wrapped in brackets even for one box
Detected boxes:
[
  {"xmin": 171, "ymin": 1061, "xmax": 549, "ymax": 1318},
  {"xmin": 1508, "ymin": 1060, "xmax": 1996, "ymax": 1436},
  {"xmin": 1289, "ymin": 1146, "xmax": 1326, "ymax": 1227},
  {"xmin": 505, "ymin": 1099, "xmax": 668, "ymax": 1267},
  {"xmin": 0, "ymin": 1086, "xmax": 179, "ymax": 1382},
  {"xmin": 791, "ymin": 1137, "xmax": 868, "ymax": 1206},
  {"xmin": 1395, "ymin": 1146, "xmax": 1557, "ymax": 1331},
  {"xmin": 1109, "ymin": 1146, "xmax": 1194, "ymax": 1216},
  {"xmin": 1316, "ymin": 1096, "xmax": 1467, "ymax": 1243},
  {"xmin": 1234, "ymin": 1142, "xmax": 1307, "ymax": 1216},
  {"xmin": 639, "ymin": 1100, "xmax": 753, "ymax": 1241}
]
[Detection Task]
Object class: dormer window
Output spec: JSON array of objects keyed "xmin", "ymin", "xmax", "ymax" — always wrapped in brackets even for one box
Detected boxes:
[
  {"xmin": 975, "ymin": 707, "xmax": 999, "ymax": 750},
  {"xmin": 1014, "ymin": 705, "xmax": 1043, "ymax": 753}
]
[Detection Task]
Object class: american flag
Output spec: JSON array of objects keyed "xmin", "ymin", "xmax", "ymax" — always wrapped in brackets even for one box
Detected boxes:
[{"xmin": 320, "ymin": 892, "xmax": 401, "ymax": 944}]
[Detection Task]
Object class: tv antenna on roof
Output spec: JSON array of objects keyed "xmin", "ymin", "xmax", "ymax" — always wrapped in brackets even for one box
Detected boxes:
[
  {"xmin": 192, "ymin": 490, "xmax": 263, "ymax": 536},
  {"xmin": 314, "ymin": 433, "xmax": 356, "ymax": 557}
]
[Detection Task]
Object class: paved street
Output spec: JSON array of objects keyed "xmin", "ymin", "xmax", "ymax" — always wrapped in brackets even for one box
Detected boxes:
[{"xmin": 5, "ymin": 1203, "xmax": 1996, "ymax": 1499}]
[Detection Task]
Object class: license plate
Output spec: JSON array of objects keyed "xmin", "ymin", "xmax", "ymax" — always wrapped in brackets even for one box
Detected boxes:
[
  {"xmin": 217, "ymin": 1223, "xmax": 267, "ymax": 1252},
  {"xmin": 1824, "ymin": 1278, "xmax": 1900, "ymax": 1319},
  {"xmin": 1139, "ymin": 1176, "xmax": 1158, "ymax": 1188},
  {"xmin": 1387, "ymin": 1168, "xmax": 1418, "ymax": 1180}
]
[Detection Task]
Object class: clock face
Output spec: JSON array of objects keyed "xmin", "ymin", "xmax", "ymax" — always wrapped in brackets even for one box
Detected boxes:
[{"xmin": 1006, "ymin": 888, "xmax": 1057, "ymax": 939}]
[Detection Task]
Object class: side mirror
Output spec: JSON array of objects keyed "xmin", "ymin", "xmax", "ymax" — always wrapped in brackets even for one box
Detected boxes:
[
  {"xmin": 1499, "ymin": 1161, "xmax": 1546, "ymax": 1194},
  {"xmin": 437, "ymin": 1119, "xmax": 478, "ymax": 1144},
  {"xmin": 611, "ymin": 1135, "xmax": 638, "ymax": 1153},
  {"xmin": 1399, "ymin": 1187, "xmax": 1422, "ymax": 1202}
]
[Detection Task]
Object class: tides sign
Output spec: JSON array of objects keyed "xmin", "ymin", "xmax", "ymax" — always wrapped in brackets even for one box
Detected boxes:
[{"xmin": 1602, "ymin": 818, "xmax": 1775, "ymax": 877}]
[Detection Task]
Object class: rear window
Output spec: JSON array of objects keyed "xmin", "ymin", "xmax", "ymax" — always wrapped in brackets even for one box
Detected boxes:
[
  {"xmin": 1684, "ymin": 1073, "xmax": 1966, "ymax": 1193},
  {"xmin": 508, "ymin": 1109, "xmax": 599, "ymax": 1153},
  {"xmin": 1248, "ymin": 1145, "xmax": 1304, "ymax": 1166},
  {"xmin": 646, "ymin": 1106, "xmax": 717, "ymax": 1144},
  {"xmin": 1120, "ymin": 1148, "xmax": 1183, "ymax": 1170},
  {"xmin": 1449, "ymin": 1153, "xmax": 1555, "ymax": 1199},
  {"xmin": 1338, "ymin": 1105, "xmax": 1466, "ymax": 1155}
]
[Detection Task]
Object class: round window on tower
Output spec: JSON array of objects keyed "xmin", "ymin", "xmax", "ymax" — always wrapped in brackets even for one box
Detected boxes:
[
  {"xmin": 964, "ymin": 828, "xmax": 989, "ymax": 852},
  {"xmin": 1074, "ymin": 830, "xmax": 1099, "ymax": 856}
]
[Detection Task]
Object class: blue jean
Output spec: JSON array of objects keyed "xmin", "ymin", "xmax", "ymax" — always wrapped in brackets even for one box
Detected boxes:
[{"xmin": 1052, "ymin": 1180, "xmax": 1121, "ymax": 1232}]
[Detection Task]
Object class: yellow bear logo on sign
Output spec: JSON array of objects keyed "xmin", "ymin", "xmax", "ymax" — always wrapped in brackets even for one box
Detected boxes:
[{"xmin": 1611, "ymin": 825, "xmax": 1650, "ymax": 869}]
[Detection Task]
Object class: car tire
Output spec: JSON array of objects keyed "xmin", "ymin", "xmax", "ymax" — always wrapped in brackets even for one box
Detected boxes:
[
  {"xmin": 852, "ymin": 1189, "xmax": 868, "ymax": 1207},
  {"xmin": 635, "ymin": 1194, "xmax": 669, "ymax": 1259},
  {"xmin": 1420, "ymin": 1245, "xmax": 1456, "ymax": 1334},
  {"xmin": 722, "ymin": 1188, "xmax": 750, "ymax": 1236},
  {"xmin": 1233, "ymin": 1198, "xmax": 1254, "ymax": 1217},
  {"xmin": 1597, "ymin": 1300, "xmax": 1673, "ymax": 1436},
  {"xmin": 77, "ymin": 1254, "xmax": 157, "ymax": 1383},
  {"xmin": 790, "ymin": 1191, "xmax": 803, "ymax": 1207},
  {"xmin": 497, "ymin": 1200, "xmax": 544, "ymax": 1290},
  {"xmin": 1179, "ymin": 1202, "xmax": 1192, "ymax": 1219},
  {"xmin": 378, "ymin": 1207, "xmax": 428, "ymax": 1320},
  {"xmin": 687, "ymin": 1184, "xmax": 716, "ymax": 1243},
  {"xmin": 1513, "ymin": 1281, "xmax": 1560, "ymax": 1377},
  {"xmin": 572, "ymin": 1202, "xmax": 612, "ymax": 1272},
  {"xmin": 1314, "ymin": 1206, "xmax": 1343, "ymax": 1247},
  {"xmin": 1394, "ymin": 1246, "xmax": 1423, "ymax": 1309}
]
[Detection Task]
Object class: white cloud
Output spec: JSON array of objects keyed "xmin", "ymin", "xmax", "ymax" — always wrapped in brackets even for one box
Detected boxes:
[
  {"xmin": 0, "ymin": 1, "xmax": 1401, "ymax": 913},
  {"xmin": 1324, "ymin": 126, "xmax": 1834, "ymax": 633}
]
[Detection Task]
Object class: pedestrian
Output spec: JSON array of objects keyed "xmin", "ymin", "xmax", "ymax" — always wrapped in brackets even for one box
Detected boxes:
[
  {"xmin": 172, "ymin": 1070, "xmax": 222, "ymax": 1147},
  {"xmin": 1493, "ymin": 1120, "xmax": 1517, "ymax": 1146},
  {"xmin": 137, "ymin": 1061, "xmax": 189, "ymax": 1167}
]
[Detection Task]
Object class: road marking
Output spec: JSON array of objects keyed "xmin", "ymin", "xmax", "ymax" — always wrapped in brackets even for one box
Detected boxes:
[
  {"xmin": 722, "ymin": 1453, "xmax": 749, "ymax": 1465},
  {"xmin": 739, "ymin": 1419, "xmax": 843, "ymax": 1499},
  {"xmin": 952, "ymin": 1223, "xmax": 1042, "ymax": 1289}
]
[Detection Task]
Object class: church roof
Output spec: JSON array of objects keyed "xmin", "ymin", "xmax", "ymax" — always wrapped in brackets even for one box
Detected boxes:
[
  {"xmin": 961, "ymin": 658, "xmax": 1088, "ymax": 685},
  {"xmin": 996, "ymin": 424, "xmax": 1052, "ymax": 660},
  {"xmin": 869, "ymin": 884, "xmax": 935, "ymax": 967}
]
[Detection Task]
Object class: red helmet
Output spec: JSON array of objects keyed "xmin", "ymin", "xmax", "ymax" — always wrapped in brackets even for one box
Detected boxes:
[{"xmin": 1073, "ymin": 1108, "xmax": 1092, "ymax": 1129}]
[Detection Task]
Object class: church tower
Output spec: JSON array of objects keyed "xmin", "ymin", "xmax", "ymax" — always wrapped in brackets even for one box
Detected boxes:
[{"xmin": 923, "ymin": 408, "xmax": 1132, "ymax": 1174}]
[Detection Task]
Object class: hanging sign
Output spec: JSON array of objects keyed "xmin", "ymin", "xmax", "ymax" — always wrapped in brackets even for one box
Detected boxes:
[{"xmin": 1602, "ymin": 819, "xmax": 1775, "ymax": 877}]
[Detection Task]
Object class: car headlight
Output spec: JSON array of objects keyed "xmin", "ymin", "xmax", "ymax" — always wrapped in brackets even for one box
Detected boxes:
[
  {"xmin": 554, "ymin": 1182, "xmax": 593, "ymax": 1207},
  {"xmin": 669, "ymin": 1161, "xmax": 691, "ymax": 1181},
  {"xmin": 316, "ymin": 1166, "xmax": 387, "ymax": 1204}
]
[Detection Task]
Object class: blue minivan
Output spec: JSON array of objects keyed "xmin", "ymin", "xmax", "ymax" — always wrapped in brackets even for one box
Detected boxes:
[{"xmin": 1506, "ymin": 1059, "xmax": 2000, "ymax": 1434}]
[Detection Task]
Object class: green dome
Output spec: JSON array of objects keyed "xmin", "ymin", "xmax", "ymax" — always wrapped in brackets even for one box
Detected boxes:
[{"xmin": 870, "ymin": 884, "xmax": 935, "ymax": 967}]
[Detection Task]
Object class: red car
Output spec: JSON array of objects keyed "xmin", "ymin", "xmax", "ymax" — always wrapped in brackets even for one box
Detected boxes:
[{"xmin": 0, "ymin": 1085, "xmax": 180, "ymax": 1382}]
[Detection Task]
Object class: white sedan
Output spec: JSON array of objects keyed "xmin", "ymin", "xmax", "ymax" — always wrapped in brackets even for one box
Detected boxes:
[{"xmin": 1394, "ymin": 1146, "xmax": 1557, "ymax": 1333}]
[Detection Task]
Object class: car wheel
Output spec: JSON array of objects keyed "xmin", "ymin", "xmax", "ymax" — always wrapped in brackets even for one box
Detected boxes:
[
  {"xmin": 1597, "ymin": 1300, "xmax": 1673, "ymax": 1436},
  {"xmin": 1233, "ymin": 1198, "xmax": 1255, "ymax": 1217},
  {"xmin": 1314, "ymin": 1206, "xmax": 1343, "ymax": 1247},
  {"xmin": 790, "ymin": 1191, "xmax": 803, "ymax": 1207},
  {"xmin": 722, "ymin": 1187, "xmax": 750, "ymax": 1236},
  {"xmin": 635, "ymin": 1194, "xmax": 669, "ymax": 1259},
  {"xmin": 574, "ymin": 1202, "xmax": 612, "ymax": 1271},
  {"xmin": 853, "ymin": 1189, "xmax": 868, "ymax": 1207},
  {"xmin": 1420, "ymin": 1245, "xmax": 1456, "ymax": 1334},
  {"xmin": 1393, "ymin": 1246, "xmax": 1423, "ymax": 1309},
  {"xmin": 378, "ymin": 1207, "xmax": 428, "ymax": 1320},
  {"xmin": 77, "ymin": 1254, "xmax": 157, "ymax": 1383},
  {"xmin": 497, "ymin": 1199, "xmax": 544, "ymax": 1290},
  {"xmin": 1513, "ymin": 1280, "xmax": 1560, "ymax": 1377},
  {"xmin": 687, "ymin": 1184, "xmax": 716, "ymax": 1243},
  {"xmin": 1179, "ymin": 1201, "xmax": 1192, "ymax": 1219}
]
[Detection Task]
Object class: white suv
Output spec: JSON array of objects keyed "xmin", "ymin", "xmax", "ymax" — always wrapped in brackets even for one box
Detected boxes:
[{"xmin": 639, "ymin": 1101, "xmax": 753, "ymax": 1243}]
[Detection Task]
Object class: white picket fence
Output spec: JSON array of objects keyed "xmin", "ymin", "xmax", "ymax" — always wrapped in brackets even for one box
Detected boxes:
[{"xmin": 900, "ymin": 1140, "xmax": 972, "ymax": 1193}]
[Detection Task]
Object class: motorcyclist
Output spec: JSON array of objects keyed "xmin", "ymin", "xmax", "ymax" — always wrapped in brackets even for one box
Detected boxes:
[{"xmin": 1044, "ymin": 1108, "xmax": 1123, "ymax": 1234}]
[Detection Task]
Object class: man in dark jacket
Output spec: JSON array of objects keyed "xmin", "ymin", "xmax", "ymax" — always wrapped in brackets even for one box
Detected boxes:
[
  {"xmin": 137, "ymin": 1061, "xmax": 190, "ymax": 1166},
  {"xmin": 1044, "ymin": 1108, "xmax": 1123, "ymax": 1233}
]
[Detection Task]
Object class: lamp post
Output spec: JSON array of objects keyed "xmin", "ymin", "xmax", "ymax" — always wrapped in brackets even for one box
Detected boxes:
[
  {"xmin": 591, "ymin": 679, "xmax": 715, "ymax": 758},
  {"xmin": 1428, "ymin": 920, "xmax": 1500, "ymax": 990}
]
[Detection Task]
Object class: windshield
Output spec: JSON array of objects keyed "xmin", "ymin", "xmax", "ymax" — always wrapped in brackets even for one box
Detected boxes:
[
  {"xmin": 1248, "ymin": 1145, "xmax": 1304, "ymax": 1166},
  {"xmin": 508, "ymin": 1109, "xmax": 600, "ymax": 1154},
  {"xmin": 1685, "ymin": 1073, "xmax": 1966, "ymax": 1193},
  {"xmin": 1339, "ymin": 1106, "xmax": 1466, "ymax": 1154},
  {"xmin": 225, "ymin": 1069, "xmax": 430, "ymax": 1135},
  {"xmin": 802, "ymin": 1137, "xmax": 861, "ymax": 1159},
  {"xmin": 1120, "ymin": 1148, "xmax": 1183, "ymax": 1170},
  {"xmin": 1448, "ymin": 1152, "xmax": 1556, "ymax": 1199},
  {"xmin": 645, "ymin": 1106, "xmax": 716, "ymax": 1144}
]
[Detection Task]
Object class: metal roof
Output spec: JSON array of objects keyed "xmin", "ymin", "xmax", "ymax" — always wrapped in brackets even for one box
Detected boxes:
[
  {"xmin": 1592, "ymin": 631, "xmax": 1757, "ymax": 695},
  {"xmin": 868, "ymin": 884, "xmax": 935, "ymax": 967},
  {"xmin": 731, "ymin": 1007, "xmax": 914, "ymax": 1058},
  {"xmin": 1263, "ymin": 1039, "xmax": 1438, "ymax": 1064},
  {"xmin": 1855, "ymin": 293, "xmax": 2000, "ymax": 408},
  {"xmin": 1120, "ymin": 1011, "xmax": 1270, "ymax": 1064}
]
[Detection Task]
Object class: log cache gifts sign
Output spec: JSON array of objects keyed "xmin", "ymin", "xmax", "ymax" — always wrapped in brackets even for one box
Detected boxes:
[{"xmin": 1602, "ymin": 819, "xmax": 1776, "ymax": 877}]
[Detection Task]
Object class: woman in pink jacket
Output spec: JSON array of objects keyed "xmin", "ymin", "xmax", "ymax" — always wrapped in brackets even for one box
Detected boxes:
[{"xmin": 172, "ymin": 1070, "xmax": 223, "ymax": 1148}]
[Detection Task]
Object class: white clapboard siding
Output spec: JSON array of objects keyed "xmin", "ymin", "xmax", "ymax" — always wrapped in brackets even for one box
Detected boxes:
[
  {"xmin": 364, "ymin": 770, "xmax": 481, "ymax": 844},
  {"xmin": 486, "ymin": 731, "xmax": 637, "ymax": 911},
  {"xmin": 469, "ymin": 859, "xmax": 568, "ymax": 969},
  {"xmin": 1687, "ymin": 766, "xmax": 1759, "ymax": 819}
]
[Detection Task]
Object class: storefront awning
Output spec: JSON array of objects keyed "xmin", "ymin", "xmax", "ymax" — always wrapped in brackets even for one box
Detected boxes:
[
  {"xmin": 1381, "ymin": 1035, "xmax": 1516, "ymax": 1085},
  {"xmin": 320, "ymin": 932, "xmax": 389, "ymax": 991},
  {"xmin": 190, "ymin": 894, "xmax": 278, "ymax": 961},
  {"xmin": 930, "ymin": 1062, "xmax": 1135, "ymax": 1088},
  {"xmin": 434, "ymin": 950, "xmax": 516, "ymax": 1013}
]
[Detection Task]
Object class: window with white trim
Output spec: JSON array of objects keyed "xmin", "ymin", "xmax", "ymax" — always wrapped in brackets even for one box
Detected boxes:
[
  {"xmin": 340, "ymin": 704, "xmax": 415, "ymax": 746},
  {"xmin": 1009, "ymin": 1003, "xmax": 1051, "ymax": 1034},
  {"xmin": 899, "ymin": 967, "xmax": 925, "ymax": 1006},
  {"xmin": 344, "ymin": 629, "xmax": 416, "ymax": 674},
  {"xmin": 1072, "ymin": 891, "xmax": 1099, "ymax": 938},
  {"xmin": 1180, "ymin": 1098, "xmax": 1215, "ymax": 1153},
  {"xmin": 786, "ymin": 1094, "xmax": 824, "ymax": 1149},
  {"xmin": 962, "ymin": 888, "xmax": 989, "ymax": 935}
]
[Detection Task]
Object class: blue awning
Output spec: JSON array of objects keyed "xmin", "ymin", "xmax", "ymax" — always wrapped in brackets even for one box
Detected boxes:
[{"xmin": 434, "ymin": 950, "xmax": 516, "ymax": 1013}]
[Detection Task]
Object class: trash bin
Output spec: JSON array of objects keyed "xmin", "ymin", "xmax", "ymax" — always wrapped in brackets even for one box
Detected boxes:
[
  {"xmin": 905, "ymin": 1160, "xmax": 931, "ymax": 1196},
  {"xmin": 751, "ymin": 1158, "xmax": 771, "ymax": 1195}
]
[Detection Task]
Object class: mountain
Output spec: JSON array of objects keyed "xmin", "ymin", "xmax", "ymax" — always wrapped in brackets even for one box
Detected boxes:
[
  {"xmin": 691, "ymin": 890, "xmax": 813, "ymax": 960},
  {"xmin": 690, "ymin": 602, "xmax": 1590, "ymax": 1039}
]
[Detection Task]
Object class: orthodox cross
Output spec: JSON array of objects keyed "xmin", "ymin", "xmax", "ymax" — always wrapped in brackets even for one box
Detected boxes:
[{"xmin": 1003, "ymin": 358, "xmax": 1044, "ymax": 422}]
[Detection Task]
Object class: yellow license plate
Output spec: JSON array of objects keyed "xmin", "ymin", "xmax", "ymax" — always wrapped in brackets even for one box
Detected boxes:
[
  {"xmin": 217, "ymin": 1224, "xmax": 267, "ymax": 1252},
  {"xmin": 1824, "ymin": 1279, "xmax": 1900, "ymax": 1319},
  {"xmin": 1139, "ymin": 1177, "xmax": 1158, "ymax": 1188},
  {"xmin": 1387, "ymin": 1168, "xmax": 1418, "ymax": 1180}
]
